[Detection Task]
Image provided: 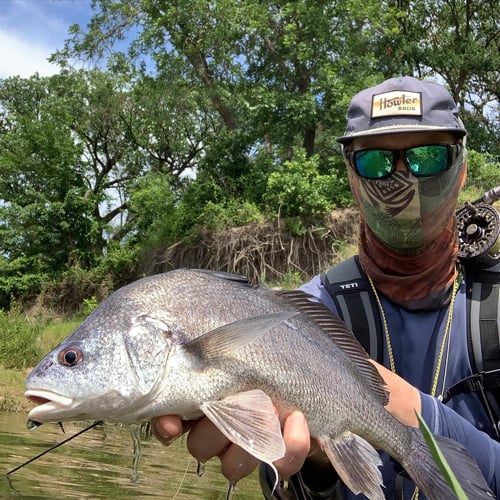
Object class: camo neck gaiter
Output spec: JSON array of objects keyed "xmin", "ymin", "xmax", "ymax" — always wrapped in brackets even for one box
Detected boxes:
[{"xmin": 348, "ymin": 148, "xmax": 467, "ymax": 310}]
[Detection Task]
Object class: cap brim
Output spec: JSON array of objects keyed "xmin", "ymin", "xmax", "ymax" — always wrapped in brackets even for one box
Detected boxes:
[{"xmin": 336, "ymin": 124, "xmax": 467, "ymax": 144}]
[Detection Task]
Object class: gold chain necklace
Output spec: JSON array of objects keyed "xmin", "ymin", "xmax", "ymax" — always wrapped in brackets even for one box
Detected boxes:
[
  {"xmin": 367, "ymin": 276, "xmax": 459, "ymax": 397},
  {"xmin": 366, "ymin": 276, "xmax": 459, "ymax": 500}
]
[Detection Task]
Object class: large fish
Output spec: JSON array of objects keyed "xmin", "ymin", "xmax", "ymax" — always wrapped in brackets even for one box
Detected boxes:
[{"xmin": 25, "ymin": 269, "xmax": 492, "ymax": 499}]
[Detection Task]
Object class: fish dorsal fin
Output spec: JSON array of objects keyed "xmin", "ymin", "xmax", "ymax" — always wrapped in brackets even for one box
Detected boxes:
[
  {"xmin": 189, "ymin": 269, "xmax": 255, "ymax": 286},
  {"xmin": 277, "ymin": 290, "xmax": 389, "ymax": 406},
  {"xmin": 184, "ymin": 311, "xmax": 297, "ymax": 364},
  {"xmin": 201, "ymin": 390, "xmax": 284, "ymax": 491}
]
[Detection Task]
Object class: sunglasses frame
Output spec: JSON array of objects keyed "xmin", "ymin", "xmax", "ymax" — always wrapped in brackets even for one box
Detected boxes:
[{"xmin": 345, "ymin": 143, "xmax": 463, "ymax": 180}]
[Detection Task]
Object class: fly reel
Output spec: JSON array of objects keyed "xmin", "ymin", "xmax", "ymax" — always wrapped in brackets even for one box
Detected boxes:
[{"xmin": 457, "ymin": 186, "xmax": 500, "ymax": 268}]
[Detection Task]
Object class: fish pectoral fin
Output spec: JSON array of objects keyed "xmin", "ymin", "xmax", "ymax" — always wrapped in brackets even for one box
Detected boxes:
[
  {"xmin": 201, "ymin": 389, "xmax": 285, "ymax": 474},
  {"xmin": 185, "ymin": 312, "xmax": 297, "ymax": 364},
  {"xmin": 319, "ymin": 431, "xmax": 384, "ymax": 500}
]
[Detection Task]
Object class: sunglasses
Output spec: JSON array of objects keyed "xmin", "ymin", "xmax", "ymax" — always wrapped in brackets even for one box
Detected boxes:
[{"xmin": 346, "ymin": 144, "xmax": 462, "ymax": 180}]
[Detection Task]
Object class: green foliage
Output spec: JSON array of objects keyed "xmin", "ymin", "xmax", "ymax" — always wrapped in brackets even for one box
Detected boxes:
[
  {"xmin": 0, "ymin": 394, "xmax": 22, "ymax": 412},
  {"xmin": 0, "ymin": 74, "xmax": 98, "ymax": 270},
  {"xmin": 465, "ymin": 150, "xmax": 500, "ymax": 193},
  {"xmin": 0, "ymin": 364, "xmax": 31, "ymax": 411},
  {"xmin": 264, "ymin": 148, "xmax": 345, "ymax": 217},
  {"xmin": 0, "ymin": 305, "xmax": 42, "ymax": 369},
  {"xmin": 416, "ymin": 412, "xmax": 467, "ymax": 498},
  {"xmin": 0, "ymin": 0, "xmax": 496, "ymax": 315},
  {"xmin": 81, "ymin": 296, "xmax": 99, "ymax": 317},
  {"xmin": 165, "ymin": 172, "xmax": 225, "ymax": 241},
  {"xmin": 266, "ymin": 270, "xmax": 303, "ymax": 290},
  {"xmin": 197, "ymin": 200, "xmax": 264, "ymax": 231},
  {"xmin": 0, "ymin": 256, "xmax": 47, "ymax": 310},
  {"xmin": 40, "ymin": 319, "xmax": 82, "ymax": 350},
  {"xmin": 51, "ymin": 243, "xmax": 137, "ymax": 313},
  {"xmin": 98, "ymin": 244, "xmax": 139, "ymax": 289},
  {"xmin": 41, "ymin": 265, "xmax": 112, "ymax": 315},
  {"xmin": 285, "ymin": 218, "xmax": 309, "ymax": 237},
  {"xmin": 462, "ymin": 108, "xmax": 500, "ymax": 158},
  {"xmin": 128, "ymin": 171, "xmax": 178, "ymax": 247}
]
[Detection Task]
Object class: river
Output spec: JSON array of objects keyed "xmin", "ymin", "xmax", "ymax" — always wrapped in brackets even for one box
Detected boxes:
[{"xmin": 0, "ymin": 411, "xmax": 262, "ymax": 499}]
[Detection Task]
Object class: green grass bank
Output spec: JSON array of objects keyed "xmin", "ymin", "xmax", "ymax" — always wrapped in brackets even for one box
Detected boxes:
[{"xmin": 0, "ymin": 316, "xmax": 81, "ymax": 412}]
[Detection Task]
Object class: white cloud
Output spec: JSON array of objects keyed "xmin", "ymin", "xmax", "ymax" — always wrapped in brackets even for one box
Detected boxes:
[
  {"xmin": 0, "ymin": 0, "xmax": 93, "ymax": 80},
  {"xmin": 0, "ymin": 31, "xmax": 59, "ymax": 78}
]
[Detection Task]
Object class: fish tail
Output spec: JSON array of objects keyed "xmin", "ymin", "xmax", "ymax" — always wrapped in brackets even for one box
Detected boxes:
[{"xmin": 402, "ymin": 427, "xmax": 493, "ymax": 499}]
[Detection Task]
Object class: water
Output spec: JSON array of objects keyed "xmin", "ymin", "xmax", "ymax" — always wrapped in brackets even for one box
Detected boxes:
[{"xmin": 0, "ymin": 411, "xmax": 262, "ymax": 499}]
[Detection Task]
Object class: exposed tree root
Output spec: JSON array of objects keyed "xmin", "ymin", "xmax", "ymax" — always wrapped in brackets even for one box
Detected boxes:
[{"xmin": 141, "ymin": 208, "xmax": 359, "ymax": 284}]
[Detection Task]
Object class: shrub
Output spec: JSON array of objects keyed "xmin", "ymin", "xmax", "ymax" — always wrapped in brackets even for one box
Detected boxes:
[
  {"xmin": 41, "ymin": 264, "xmax": 113, "ymax": 315},
  {"xmin": 264, "ymin": 148, "xmax": 346, "ymax": 217},
  {"xmin": 81, "ymin": 296, "xmax": 99, "ymax": 317},
  {"xmin": 0, "ymin": 256, "xmax": 48, "ymax": 310},
  {"xmin": 0, "ymin": 304, "xmax": 42, "ymax": 369},
  {"xmin": 465, "ymin": 150, "xmax": 499, "ymax": 194},
  {"xmin": 198, "ymin": 200, "xmax": 264, "ymax": 230}
]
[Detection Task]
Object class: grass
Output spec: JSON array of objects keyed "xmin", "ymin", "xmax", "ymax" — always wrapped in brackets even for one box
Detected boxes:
[
  {"xmin": 39, "ymin": 318, "xmax": 82, "ymax": 351},
  {"xmin": 0, "ymin": 317, "xmax": 80, "ymax": 412},
  {"xmin": 0, "ymin": 365, "xmax": 33, "ymax": 412}
]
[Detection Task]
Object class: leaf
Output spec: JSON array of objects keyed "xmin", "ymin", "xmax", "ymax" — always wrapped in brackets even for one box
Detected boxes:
[{"xmin": 415, "ymin": 411, "xmax": 468, "ymax": 499}]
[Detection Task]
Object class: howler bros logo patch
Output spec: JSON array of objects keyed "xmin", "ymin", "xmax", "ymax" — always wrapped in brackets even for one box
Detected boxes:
[{"xmin": 371, "ymin": 91, "xmax": 422, "ymax": 118}]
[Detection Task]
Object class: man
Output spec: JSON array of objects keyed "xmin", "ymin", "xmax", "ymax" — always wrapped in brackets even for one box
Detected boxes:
[{"xmin": 151, "ymin": 76, "xmax": 500, "ymax": 498}]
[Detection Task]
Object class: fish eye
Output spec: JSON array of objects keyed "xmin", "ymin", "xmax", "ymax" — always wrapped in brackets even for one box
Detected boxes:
[{"xmin": 58, "ymin": 347, "xmax": 83, "ymax": 367}]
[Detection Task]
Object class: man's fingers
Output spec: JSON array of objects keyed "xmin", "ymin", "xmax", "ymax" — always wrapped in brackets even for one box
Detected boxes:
[
  {"xmin": 186, "ymin": 417, "xmax": 259, "ymax": 483},
  {"xmin": 220, "ymin": 444, "xmax": 259, "ymax": 483},
  {"xmin": 273, "ymin": 411, "xmax": 310, "ymax": 478},
  {"xmin": 152, "ymin": 411, "xmax": 312, "ymax": 484},
  {"xmin": 187, "ymin": 417, "xmax": 232, "ymax": 463},
  {"xmin": 151, "ymin": 415, "xmax": 184, "ymax": 446},
  {"xmin": 151, "ymin": 415, "xmax": 199, "ymax": 446}
]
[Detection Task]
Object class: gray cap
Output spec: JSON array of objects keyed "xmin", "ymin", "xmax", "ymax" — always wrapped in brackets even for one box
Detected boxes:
[{"xmin": 336, "ymin": 76, "xmax": 466, "ymax": 144}]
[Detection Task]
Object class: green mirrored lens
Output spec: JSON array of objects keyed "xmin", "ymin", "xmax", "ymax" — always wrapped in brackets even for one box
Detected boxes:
[
  {"xmin": 354, "ymin": 150, "xmax": 393, "ymax": 179},
  {"xmin": 405, "ymin": 145, "xmax": 449, "ymax": 176}
]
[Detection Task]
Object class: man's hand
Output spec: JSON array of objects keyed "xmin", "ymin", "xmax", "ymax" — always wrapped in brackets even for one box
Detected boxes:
[
  {"xmin": 151, "ymin": 360, "xmax": 421, "ymax": 486},
  {"xmin": 151, "ymin": 411, "xmax": 311, "ymax": 484}
]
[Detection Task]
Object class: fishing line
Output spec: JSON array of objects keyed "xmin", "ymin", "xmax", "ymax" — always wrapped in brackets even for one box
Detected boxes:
[
  {"xmin": 171, "ymin": 454, "xmax": 192, "ymax": 500},
  {"xmin": 6, "ymin": 420, "xmax": 104, "ymax": 475}
]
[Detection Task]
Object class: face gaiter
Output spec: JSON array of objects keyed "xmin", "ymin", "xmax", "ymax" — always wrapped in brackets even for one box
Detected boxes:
[{"xmin": 348, "ymin": 146, "xmax": 467, "ymax": 310}]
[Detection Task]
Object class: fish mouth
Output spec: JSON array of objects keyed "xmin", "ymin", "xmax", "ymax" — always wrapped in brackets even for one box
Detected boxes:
[{"xmin": 25, "ymin": 389, "xmax": 75, "ymax": 423}]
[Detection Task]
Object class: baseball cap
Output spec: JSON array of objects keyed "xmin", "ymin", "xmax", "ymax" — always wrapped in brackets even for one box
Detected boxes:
[{"xmin": 337, "ymin": 76, "xmax": 466, "ymax": 144}]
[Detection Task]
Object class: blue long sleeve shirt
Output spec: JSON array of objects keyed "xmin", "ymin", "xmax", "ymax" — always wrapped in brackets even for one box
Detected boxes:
[{"xmin": 298, "ymin": 274, "xmax": 500, "ymax": 498}]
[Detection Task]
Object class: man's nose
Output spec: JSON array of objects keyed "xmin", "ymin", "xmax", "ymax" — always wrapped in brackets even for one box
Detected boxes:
[{"xmin": 394, "ymin": 151, "xmax": 406, "ymax": 172}]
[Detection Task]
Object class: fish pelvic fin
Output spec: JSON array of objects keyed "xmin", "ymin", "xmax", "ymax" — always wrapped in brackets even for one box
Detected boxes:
[
  {"xmin": 200, "ymin": 390, "xmax": 285, "ymax": 492},
  {"xmin": 319, "ymin": 431, "xmax": 384, "ymax": 499},
  {"xmin": 184, "ymin": 311, "xmax": 297, "ymax": 365},
  {"xmin": 402, "ymin": 427, "xmax": 494, "ymax": 499}
]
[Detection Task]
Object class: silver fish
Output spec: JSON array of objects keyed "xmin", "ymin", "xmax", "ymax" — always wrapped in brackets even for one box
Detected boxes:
[{"xmin": 25, "ymin": 269, "xmax": 493, "ymax": 499}]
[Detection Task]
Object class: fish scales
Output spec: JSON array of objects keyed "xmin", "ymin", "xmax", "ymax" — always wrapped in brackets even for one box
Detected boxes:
[
  {"xmin": 25, "ymin": 269, "xmax": 493, "ymax": 499},
  {"xmin": 145, "ymin": 271, "xmax": 383, "ymax": 435}
]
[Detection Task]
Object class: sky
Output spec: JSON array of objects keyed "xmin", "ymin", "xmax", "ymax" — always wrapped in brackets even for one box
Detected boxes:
[{"xmin": 0, "ymin": 0, "xmax": 94, "ymax": 79}]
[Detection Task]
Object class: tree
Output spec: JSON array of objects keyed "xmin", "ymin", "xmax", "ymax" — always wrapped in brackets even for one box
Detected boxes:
[
  {"xmin": 378, "ymin": 0, "xmax": 500, "ymax": 155},
  {"xmin": 0, "ymin": 74, "xmax": 91, "ymax": 271},
  {"xmin": 0, "ymin": 65, "xmax": 222, "ymax": 273},
  {"xmin": 51, "ymin": 1, "xmax": 392, "ymax": 190},
  {"xmin": 1, "ymin": 0, "xmax": 497, "ymax": 309},
  {"xmin": 0, "ymin": 70, "xmax": 148, "ymax": 274},
  {"xmin": 53, "ymin": 0, "xmax": 498, "ymax": 183}
]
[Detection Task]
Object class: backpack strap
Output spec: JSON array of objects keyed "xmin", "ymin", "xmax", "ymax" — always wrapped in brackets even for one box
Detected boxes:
[
  {"xmin": 442, "ymin": 263, "xmax": 500, "ymax": 439},
  {"xmin": 321, "ymin": 255, "xmax": 383, "ymax": 361},
  {"xmin": 322, "ymin": 256, "xmax": 500, "ymax": 439},
  {"xmin": 467, "ymin": 264, "xmax": 500, "ymax": 373}
]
